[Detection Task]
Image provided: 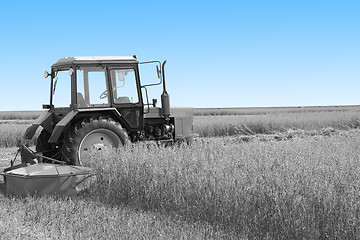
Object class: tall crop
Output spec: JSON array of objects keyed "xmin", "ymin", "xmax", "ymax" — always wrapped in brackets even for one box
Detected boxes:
[
  {"xmin": 0, "ymin": 124, "xmax": 34, "ymax": 147},
  {"xmin": 195, "ymin": 111, "xmax": 360, "ymax": 137},
  {"xmin": 1, "ymin": 108, "xmax": 360, "ymax": 147},
  {"xmin": 0, "ymin": 111, "xmax": 41, "ymax": 120},
  {"xmin": 86, "ymin": 135, "xmax": 360, "ymax": 239}
]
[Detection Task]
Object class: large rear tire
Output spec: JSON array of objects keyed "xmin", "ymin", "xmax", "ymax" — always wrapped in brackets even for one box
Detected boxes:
[{"xmin": 61, "ymin": 117, "xmax": 128, "ymax": 165}]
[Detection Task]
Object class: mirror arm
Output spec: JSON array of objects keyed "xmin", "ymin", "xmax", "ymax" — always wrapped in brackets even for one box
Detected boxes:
[{"xmin": 139, "ymin": 61, "xmax": 163, "ymax": 87}]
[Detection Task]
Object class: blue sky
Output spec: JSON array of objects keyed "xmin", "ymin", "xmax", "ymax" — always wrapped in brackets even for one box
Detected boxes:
[{"xmin": 0, "ymin": 0, "xmax": 359, "ymax": 110}]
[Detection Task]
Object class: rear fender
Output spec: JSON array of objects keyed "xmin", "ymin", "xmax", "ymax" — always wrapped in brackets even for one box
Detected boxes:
[
  {"xmin": 48, "ymin": 108, "xmax": 123, "ymax": 144},
  {"xmin": 24, "ymin": 111, "xmax": 52, "ymax": 140},
  {"xmin": 49, "ymin": 110, "xmax": 78, "ymax": 144}
]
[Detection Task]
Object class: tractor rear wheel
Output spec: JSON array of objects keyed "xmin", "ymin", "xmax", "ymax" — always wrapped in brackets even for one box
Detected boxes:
[{"xmin": 61, "ymin": 117, "xmax": 129, "ymax": 165}]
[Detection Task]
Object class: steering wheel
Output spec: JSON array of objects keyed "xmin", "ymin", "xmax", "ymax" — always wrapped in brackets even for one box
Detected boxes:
[
  {"xmin": 100, "ymin": 86, "xmax": 121, "ymax": 99},
  {"xmin": 99, "ymin": 90, "xmax": 107, "ymax": 99}
]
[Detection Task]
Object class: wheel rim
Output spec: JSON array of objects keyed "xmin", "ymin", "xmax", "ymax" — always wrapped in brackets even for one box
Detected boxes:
[{"xmin": 78, "ymin": 129, "xmax": 121, "ymax": 164}]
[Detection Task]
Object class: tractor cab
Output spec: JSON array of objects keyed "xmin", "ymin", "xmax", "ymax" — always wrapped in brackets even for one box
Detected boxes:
[{"xmin": 44, "ymin": 56, "xmax": 144, "ymax": 131}]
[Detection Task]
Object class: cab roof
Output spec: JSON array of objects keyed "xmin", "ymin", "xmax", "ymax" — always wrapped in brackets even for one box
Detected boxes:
[{"xmin": 52, "ymin": 56, "xmax": 138, "ymax": 67}]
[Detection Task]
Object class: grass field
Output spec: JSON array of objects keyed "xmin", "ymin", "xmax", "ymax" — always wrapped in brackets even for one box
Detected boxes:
[
  {"xmin": 1, "ymin": 106, "xmax": 360, "ymax": 147},
  {"xmin": 0, "ymin": 111, "xmax": 42, "ymax": 120},
  {"xmin": 194, "ymin": 110, "xmax": 360, "ymax": 137},
  {"xmin": 82, "ymin": 134, "xmax": 360, "ymax": 239},
  {"xmin": 194, "ymin": 105, "xmax": 360, "ymax": 116},
  {"xmin": 0, "ymin": 188, "xmax": 233, "ymax": 239},
  {"xmin": 1, "ymin": 106, "xmax": 360, "ymax": 239}
]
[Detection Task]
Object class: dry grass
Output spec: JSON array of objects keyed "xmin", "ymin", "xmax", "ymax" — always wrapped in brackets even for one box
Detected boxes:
[
  {"xmin": 194, "ymin": 111, "xmax": 360, "ymax": 137},
  {"xmin": 0, "ymin": 195, "xmax": 233, "ymax": 240},
  {"xmin": 194, "ymin": 105, "xmax": 360, "ymax": 116},
  {"xmin": 0, "ymin": 124, "xmax": 35, "ymax": 147},
  {"xmin": 84, "ymin": 133, "xmax": 360, "ymax": 239},
  {"xmin": 0, "ymin": 107, "xmax": 360, "ymax": 147},
  {"xmin": 0, "ymin": 111, "xmax": 41, "ymax": 148},
  {"xmin": 1, "ymin": 108, "xmax": 360, "ymax": 147},
  {"xmin": 0, "ymin": 111, "xmax": 42, "ymax": 120},
  {"xmin": 0, "ymin": 132, "xmax": 360, "ymax": 238},
  {"xmin": 1, "ymin": 108, "xmax": 360, "ymax": 239}
]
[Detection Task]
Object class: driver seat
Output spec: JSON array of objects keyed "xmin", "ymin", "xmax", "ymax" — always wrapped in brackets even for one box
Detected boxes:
[
  {"xmin": 77, "ymin": 92, "xmax": 87, "ymax": 107},
  {"xmin": 115, "ymin": 97, "xmax": 131, "ymax": 104}
]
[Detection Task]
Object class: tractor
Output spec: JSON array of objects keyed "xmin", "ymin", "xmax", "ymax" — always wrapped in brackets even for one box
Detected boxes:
[{"xmin": 21, "ymin": 56, "xmax": 197, "ymax": 165}]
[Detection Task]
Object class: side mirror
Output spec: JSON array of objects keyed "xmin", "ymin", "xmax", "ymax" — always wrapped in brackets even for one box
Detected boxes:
[
  {"xmin": 44, "ymin": 71, "xmax": 50, "ymax": 78},
  {"xmin": 156, "ymin": 65, "xmax": 161, "ymax": 79}
]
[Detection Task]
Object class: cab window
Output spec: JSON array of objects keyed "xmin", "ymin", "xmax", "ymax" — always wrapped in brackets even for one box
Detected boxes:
[
  {"xmin": 110, "ymin": 69, "xmax": 139, "ymax": 104},
  {"xmin": 77, "ymin": 67, "xmax": 109, "ymax": 107}
]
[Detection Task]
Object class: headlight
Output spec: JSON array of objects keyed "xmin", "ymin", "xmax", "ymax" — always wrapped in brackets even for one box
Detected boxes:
[{"xmin": 44, "ymin": 71, "xmax": 50, "ymax": 78}]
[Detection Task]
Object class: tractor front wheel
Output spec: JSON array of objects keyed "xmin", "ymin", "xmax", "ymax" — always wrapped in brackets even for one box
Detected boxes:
[{"xmin": 61, "ymin": 117, "xmax": 128, "ymax": 165}]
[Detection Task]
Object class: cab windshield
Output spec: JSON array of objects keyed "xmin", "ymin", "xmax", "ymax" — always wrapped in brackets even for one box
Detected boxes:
[{"xmin": 51, "ymin": 67, "xmax": 139, "ymax": 108}]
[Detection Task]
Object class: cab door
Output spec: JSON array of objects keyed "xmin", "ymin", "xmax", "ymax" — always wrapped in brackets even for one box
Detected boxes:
[{"xmin": 109, "ymin": 66, "xmax": 144, "ymax": 131}]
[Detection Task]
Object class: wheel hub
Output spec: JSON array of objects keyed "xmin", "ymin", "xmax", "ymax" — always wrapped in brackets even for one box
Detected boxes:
[{"xmin": 78, "ymin": 129, "xmax": 121, "ymax": 163}]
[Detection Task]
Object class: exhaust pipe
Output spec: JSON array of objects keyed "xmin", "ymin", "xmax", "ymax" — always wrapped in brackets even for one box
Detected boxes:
[{"xmin": 161, "ymin": 60, "xmax": 170, "ymax": 120}]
